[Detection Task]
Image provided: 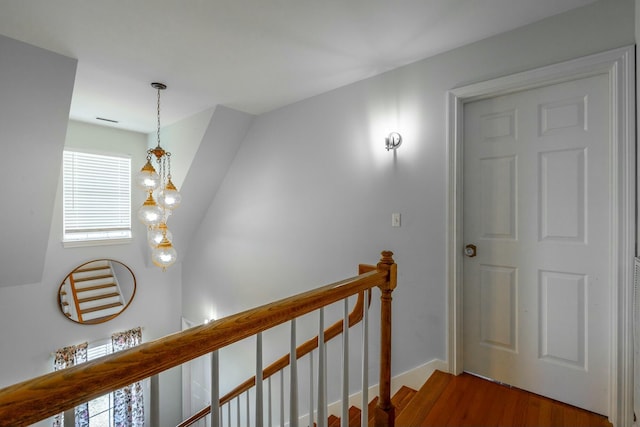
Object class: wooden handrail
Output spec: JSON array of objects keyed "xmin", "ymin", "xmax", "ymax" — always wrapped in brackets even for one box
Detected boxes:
[
  {"xmin": 0, "ymin": 252, "xmax": 395, "ymax": 427},
  {"xmin": 179, "ymin": 406, "xmax": 211, "ymax": 427},
  {"xmin": 68, "ymin": 273, "xmax": 83, "ymax": 322}
]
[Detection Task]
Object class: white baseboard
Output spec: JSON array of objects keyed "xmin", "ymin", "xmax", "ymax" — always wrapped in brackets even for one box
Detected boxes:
[{"xmin": 295, "ymin": 358, "xmax": 448, "ymax": 425}]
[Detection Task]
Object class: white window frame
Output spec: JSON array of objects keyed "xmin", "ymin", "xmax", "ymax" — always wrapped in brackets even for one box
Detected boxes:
[{"xmin": 62, "ymin": 149, "xmax": 132, "ymax": 247}]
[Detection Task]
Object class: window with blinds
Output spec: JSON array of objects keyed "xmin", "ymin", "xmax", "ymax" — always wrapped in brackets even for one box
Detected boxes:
[{"xmin": 63, "ymin": 150, "xmax": 132, "ymax": 245}]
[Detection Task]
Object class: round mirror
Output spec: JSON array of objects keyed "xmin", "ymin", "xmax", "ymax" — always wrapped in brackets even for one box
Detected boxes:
[{"xmin": 58, "ymin": 259, "xmax": 136, "ymax": 324}]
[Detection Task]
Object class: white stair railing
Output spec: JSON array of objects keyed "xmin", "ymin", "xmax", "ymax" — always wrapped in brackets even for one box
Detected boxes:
[
  {"xmin": 256, "ymin": 333, "xmax": 264, "ymax": 427},
  {"xmin": 211, "ymin": 290, "xmax": 377, "ymax": 427},
  {"xmin": 341, "ymin": 298, "xmax": 350, "ymax": 426},
  {"xmin": 317, "ymin": 307, "xmax": 327, "ymax": 427},
  {"xmin": 211, "ymin": 350, "xmax": 220, "ymax": 427},
  {"xmin": 290, "ymin": 319, "xmax": 299, "ymax": 427},
  {"xmin": 361, "ymin": 289, "xmax": 370, "ymax": 425}
]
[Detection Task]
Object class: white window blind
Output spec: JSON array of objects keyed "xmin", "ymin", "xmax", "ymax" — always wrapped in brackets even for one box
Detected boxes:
[
  {"xmin": 87, "ymin": 341, "xmax": 113, "ymax": 360},
  {"xmin": 63, "ymin": 150, "xmax": 132, "ymax": 244}
]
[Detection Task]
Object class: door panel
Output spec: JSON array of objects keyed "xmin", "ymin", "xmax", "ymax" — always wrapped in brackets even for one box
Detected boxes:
[
  {"xmin": 462, "ymin": 73, "xmax": 610, "ymax": 415},
  {"xmin": 539, "ymin": 270, "xmax": 586, "ymax": 368},
  {"xmin": 539, "ymin": 148, "xmax": 586, "ymax": 242}
]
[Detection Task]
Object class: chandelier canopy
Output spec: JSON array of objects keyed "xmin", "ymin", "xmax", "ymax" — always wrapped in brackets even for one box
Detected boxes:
[{"xmin": 136, "ymin": 82, "xmax": 180, "ymax": 270}]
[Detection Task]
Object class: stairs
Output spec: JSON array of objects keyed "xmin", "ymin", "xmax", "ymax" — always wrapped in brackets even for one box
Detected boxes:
[
  {"xmin": 68, "ymin": 260, "xmax": 124, "ymax": 323},
  {"xmin": 324, "ymin": 385, "xmax": 417, "ymax": 427}
]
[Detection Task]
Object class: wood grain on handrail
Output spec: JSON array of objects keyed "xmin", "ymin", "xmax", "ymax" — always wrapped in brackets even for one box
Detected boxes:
[{"xmin": 0, "ymin": 259, "xmax": 391, "ymax": 426}]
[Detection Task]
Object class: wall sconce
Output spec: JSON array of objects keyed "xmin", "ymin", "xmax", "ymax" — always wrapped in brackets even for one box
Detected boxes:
[{"xmin": 385, "ymin": 132, "xmax": 402, "ymax": 151}]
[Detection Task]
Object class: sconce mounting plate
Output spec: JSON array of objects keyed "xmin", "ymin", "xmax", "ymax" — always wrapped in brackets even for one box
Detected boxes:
[{"xmin": 386, "ymin": 132, "xmax": 402, "ymax": 151}]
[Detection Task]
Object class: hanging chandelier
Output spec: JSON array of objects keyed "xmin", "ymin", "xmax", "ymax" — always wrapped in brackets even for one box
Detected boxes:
[{"xmin": 136, "ymin": 82, "xmax": 181, "ymax": 270}]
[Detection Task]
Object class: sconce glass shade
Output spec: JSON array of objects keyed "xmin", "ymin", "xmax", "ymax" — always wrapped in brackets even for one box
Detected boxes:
[
  {"xmin": 385, "ymin": 132, "xmax": 403, "ymax": 151},
  {"xmin": 135, "ymin": 159, "xmax": 160, "ymax": 191},
  {"xmin": 137, "ymin": 193, "xmax": 164, "ymax": 227},
  {"xmin": 152, "ymin": 237, "xmax": 177, "ymax": 270},
  {"xmin": 158, "ymin": 178, "xmax": 182, "ymax": 210},
  {"xmin": 148, "ymin": 222, "xmax": 173, "ymax": 247}
]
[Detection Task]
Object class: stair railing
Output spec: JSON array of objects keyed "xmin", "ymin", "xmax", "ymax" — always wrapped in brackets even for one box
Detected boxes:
[
  {"xmin": 0, "ymin": 251, "xmax": 396, "ymax": 427},
  {"xmin": 179, "ymin": 267, "xmax": 375, "ymax": 427},
  {"xmin": 68, "ymin": 271, "xmax": 83, "ymax": 322}
]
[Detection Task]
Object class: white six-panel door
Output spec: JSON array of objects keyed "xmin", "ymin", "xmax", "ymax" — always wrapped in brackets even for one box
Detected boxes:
[{"xmin": 462, "ymin": 73, "xmax": 611, "ymax": 415}]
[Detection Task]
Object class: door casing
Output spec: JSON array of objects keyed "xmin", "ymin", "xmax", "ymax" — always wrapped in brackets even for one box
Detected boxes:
[{"xmin": 445, "ymin": 46, "xmax": 635, "ymax": 426}]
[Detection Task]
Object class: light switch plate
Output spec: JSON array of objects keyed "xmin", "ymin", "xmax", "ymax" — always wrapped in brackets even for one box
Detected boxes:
[{"xmin": 392, "ymin": 213, "xmax": 401, "ymax": 227}]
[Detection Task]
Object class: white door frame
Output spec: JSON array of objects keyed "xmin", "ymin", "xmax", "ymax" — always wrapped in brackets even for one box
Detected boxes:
[{"xmin": 445, "ymin": 46, "xmax": 635, "ymax": 426}]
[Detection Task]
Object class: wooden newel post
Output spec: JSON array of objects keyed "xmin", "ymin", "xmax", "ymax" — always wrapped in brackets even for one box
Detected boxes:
[{"xmin": 374, "ymin": 250, "xmax": 397, "ymax": 427}]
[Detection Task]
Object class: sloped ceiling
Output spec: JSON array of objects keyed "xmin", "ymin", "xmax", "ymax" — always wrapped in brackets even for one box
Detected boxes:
[
  {"xmin": 0, "ymin": 35, "xmax": 77, "ymax": 287},
  {"xmin": 171, "ymin": 106, "xmax": 254, "ymax": 262},
  {"xmin": 0, "ymin": 1, "xmax": 597, "ymax": 133}
]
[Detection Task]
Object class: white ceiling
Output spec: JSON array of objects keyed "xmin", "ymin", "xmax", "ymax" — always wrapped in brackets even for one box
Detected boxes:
[{"xmin": 0, "ymin": 0, "xmax": 597, "ymax": 133}]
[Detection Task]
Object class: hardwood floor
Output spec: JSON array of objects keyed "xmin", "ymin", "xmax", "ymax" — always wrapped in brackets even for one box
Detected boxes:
[{"xmin": 395, "ymin": 370, "xmax": 612, "ymax": 427}]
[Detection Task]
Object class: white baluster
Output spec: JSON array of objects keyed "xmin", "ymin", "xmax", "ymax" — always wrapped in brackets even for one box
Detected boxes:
[
  {"xmin": 341, "ymin": 298, "xmax": 349, "ymax": 426},
  {"xmin": 63, "ymin": 409, "xmax": 74, "ymax": 427},
  {"xmin": 268, "ymin": 376, "xmax": 272, "ymax": 427},
  {"xmin": 309, "ymin": 351, "xmax": 314, "ymax": 427},
  {"xmin": 227, "ymin": 400, "xmax": 231, "ymax": 427},
  {"xmin": 211, "ymin": 350, "xmax": 220, "ymax": 427},
  {"xmin": 256, "ymin": 332, "xmax": 264, "ymax": 427},
  {"xmin": 290, "ymin": 318, "xmax": 299, "ymax": 427},
  {"xmin": 317, "ymin": 308, "xmax": 327, "ymax": 427},
  {"xmin": 280, "ymin": 370, "xmax": 284, "ymax": 427},
  {"xmin": 246, "ymin": 390, "xmax": 250, "ymax": 427},
  {"xmin": 237, "ymin": 396, "xmax": 241, "ymax": 427},
  {"xmin": 150, "ymin": 375, "xmax": 160, "ymax": 426},
  {"xmin": 361, "ymin": 290, "xmax": 369, "ymax": 425}
]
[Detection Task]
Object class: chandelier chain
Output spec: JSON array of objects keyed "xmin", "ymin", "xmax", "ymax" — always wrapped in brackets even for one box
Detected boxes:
[
  {"xmin": 166, "ymin": 152, "xmax": 172, "ymax": 180},
  {"xmin": 156, "ymin": 87, "xmax": 161, "ymax": 148}
]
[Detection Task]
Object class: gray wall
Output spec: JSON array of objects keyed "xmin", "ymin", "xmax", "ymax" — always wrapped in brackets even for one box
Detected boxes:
[
  {"xmin": 0, "ymin": 35, "xmax": 76, "ymax": 287},
  {"xmin": 181, "ymin": 0, "xmax": 635, "ymax": 416}
]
